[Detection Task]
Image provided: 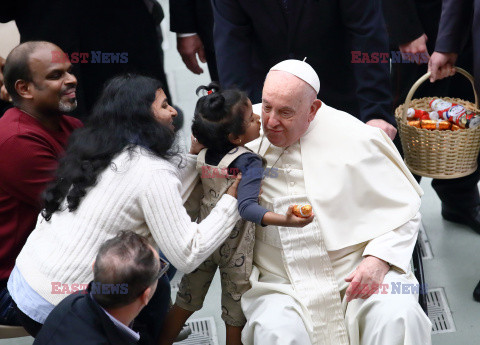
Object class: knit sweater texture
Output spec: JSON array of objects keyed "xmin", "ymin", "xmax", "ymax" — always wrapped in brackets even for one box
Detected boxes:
[
  {"xmin": 15, "ymin": 147, "xmax": 240, "ymax": 305},
  {"xmin": 0, "ymin": 107, "xmax": 82, "ymax": 281}
]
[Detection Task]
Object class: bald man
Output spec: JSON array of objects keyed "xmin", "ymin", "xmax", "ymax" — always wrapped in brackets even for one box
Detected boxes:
[
  {"xmin": 241, "ymin": 60, "xmax": 432, "ymax": 345},
  {"xmin": 34, "ymin": 231, "xmax": 162, "ymax": 345},
  {"xmin": 0, "ymin": 41, "xmax": 82, "ymax": 302}
]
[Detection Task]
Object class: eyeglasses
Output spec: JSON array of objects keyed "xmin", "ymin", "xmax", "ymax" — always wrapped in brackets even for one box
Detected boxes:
[{"xmin": 156, "ymin": 256, "xmax": 170, "ymax": 281}]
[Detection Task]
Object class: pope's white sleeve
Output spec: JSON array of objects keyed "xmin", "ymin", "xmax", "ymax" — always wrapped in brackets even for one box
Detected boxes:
[{"xmin": 362, "ymin": 212, "xmax": 421, "ymax": 273}]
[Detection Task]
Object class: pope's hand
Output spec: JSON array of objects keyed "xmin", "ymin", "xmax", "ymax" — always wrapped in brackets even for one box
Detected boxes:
[
  {"xmin": 344, "ymin": 255, "xmax": 390, "ymax": 302},
  {"xmin": 366, "ymin": 119, "xmax": 397, "ymax": 140}
]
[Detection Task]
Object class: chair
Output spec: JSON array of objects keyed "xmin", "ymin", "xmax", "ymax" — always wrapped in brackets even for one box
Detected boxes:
[
  {"xmin": 0, "ymin": 324, "xmax": 30, "ymax": 339},
  {"xmin": 412, "ymin": 240, "xmax": 428, "ymax": 315}
]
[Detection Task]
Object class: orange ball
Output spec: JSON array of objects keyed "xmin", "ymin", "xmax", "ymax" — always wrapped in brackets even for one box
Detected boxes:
[{"xmin": 292, "ymin": 204, "xmax": 312, "ymax": 218}]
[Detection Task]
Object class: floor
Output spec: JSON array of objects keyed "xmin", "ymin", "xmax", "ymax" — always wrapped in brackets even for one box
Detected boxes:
[{"xmin": 1, "ymin": 0, "xmax": 479, "ymax": 343}]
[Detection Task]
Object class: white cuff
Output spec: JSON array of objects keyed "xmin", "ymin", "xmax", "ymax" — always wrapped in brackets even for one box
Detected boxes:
[{"xmin": 177, "ymin": 33, "xmax": 197, "ymax": 38}]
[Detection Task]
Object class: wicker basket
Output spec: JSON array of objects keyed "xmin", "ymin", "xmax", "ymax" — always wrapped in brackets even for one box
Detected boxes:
[{"xmin": 395, "ymin": 67, "xmax": 480, "ymax": 179}]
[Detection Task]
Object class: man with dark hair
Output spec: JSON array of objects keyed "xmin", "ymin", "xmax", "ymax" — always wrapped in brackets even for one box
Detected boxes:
[
  {"xmin": 0, "ymin": 41, "xmax": 82, "ymax": 313},
  {"xmin": 33, "ymin": 231, "xmax": 164, "ymax": 345}
]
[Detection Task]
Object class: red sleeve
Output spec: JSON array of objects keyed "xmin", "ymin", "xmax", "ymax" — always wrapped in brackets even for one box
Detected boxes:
[{"xmin": 0, "ymin": 134, "xmax": 60, "ymax": 208}]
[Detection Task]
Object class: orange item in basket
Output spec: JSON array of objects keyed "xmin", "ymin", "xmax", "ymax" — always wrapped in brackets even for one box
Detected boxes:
[
  {"xmin": 292, "ymin": 204, "xmax": 312, "ymax": 218},
  {"xmin": 451, "ymin": 124, "xmax": 462, "ymax": 131},
  {"xmin": 420, "ymin": 120, "xmax": 451, "ymax": 130},
  {"xmin": 408, "ymin": 120, "xmax": 421, "ymax": 128}
]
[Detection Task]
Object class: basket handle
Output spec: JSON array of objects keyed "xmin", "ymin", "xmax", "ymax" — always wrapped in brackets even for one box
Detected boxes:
[{"xmin": 402, "ymin": 67, "xmax": 479, "ymax": 122}]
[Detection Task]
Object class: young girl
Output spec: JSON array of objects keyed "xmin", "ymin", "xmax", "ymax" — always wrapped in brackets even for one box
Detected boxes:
[{"xmin": 159, "ymin": 83, "xmax": 313, "ymax": 345}]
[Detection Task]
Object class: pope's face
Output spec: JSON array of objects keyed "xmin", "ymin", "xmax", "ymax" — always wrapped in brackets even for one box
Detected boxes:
[{"xmin": 261, "ymin": 71, "xmax": 316, "ymax": 147}]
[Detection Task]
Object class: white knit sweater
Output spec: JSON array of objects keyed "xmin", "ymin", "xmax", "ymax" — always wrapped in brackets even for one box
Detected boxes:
[{"xmin": 15, "ymin": 147, "xmax": 240, "ymax": 305}]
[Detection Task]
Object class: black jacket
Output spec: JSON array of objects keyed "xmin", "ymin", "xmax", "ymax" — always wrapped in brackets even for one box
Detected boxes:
[
  {"xmin": 1, "ymin": 0, "xmax": 169, "ymax": 120},
  {"xmin": 435, "ymin": 0, "xmax": 479, "ymax": 94},
  {"xmin": 33, "ymin": 286, "xmax": 137, "ymax": 345},
  {"xmin": 212, "ymin": 0, "xmax": 393, "ymax": 124},
  {"xmin": 169, "ymin": 0, "xmax": 218, "ymax": 81}
]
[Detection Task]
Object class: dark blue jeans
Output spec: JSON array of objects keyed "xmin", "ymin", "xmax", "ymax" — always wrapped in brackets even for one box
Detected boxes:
[{"xmin": 0, "ymin": 287, "xmax": 21, "ymax": 326}]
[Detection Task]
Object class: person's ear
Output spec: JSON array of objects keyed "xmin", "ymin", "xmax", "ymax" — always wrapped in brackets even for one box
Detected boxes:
[
  {"xmin": 15, "ymin": 80, "xmax": 34, "ymax": 100},
  {"xmin": 140, "ymin": 287, "xmax": 152, "ymax": 306},
  {"xmin": 308, "ymin": 99, "xmax": 322, "ymax": 122},
  {"xmin": 228, "ymin": 133, "xmax": 242, "ymax": 145}
]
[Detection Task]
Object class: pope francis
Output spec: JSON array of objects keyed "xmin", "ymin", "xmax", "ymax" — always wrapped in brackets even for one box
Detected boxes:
[{"xmin": 241, "ymin": 60, "xmax": 432, "ymax": 345}]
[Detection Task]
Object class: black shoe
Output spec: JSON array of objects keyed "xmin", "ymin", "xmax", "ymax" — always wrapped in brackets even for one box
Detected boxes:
[
  {"xmin": 474, "ymin": 280, "xmax": 480, "ymax": 302},
  {"xmin": 441, "ymin": 204, "xmax": 480, "ymax": 234},
  {"xmin": 175, "ymin": 324, "xmax": 192, "ymax": 342}
]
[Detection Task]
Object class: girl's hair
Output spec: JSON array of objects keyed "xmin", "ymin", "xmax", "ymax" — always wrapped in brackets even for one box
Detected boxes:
[
  {"xmin": 191, "ymin": 82, "xmax": 249, "ymax": 149},
  {"xmin": 42, "ymin": 74, "xmax": 177, "ymax": 220}
]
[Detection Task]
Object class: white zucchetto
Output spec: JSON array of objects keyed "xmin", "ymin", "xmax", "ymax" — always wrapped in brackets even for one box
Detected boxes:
[{"xmin": 269, "ymin": 59, "xmax": 320, "ymax": 94}]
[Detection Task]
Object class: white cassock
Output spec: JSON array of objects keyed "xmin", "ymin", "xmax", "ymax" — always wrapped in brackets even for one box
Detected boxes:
[{"xmin": 242, "ymin": 103, "xmax": 432, "ymax": 345}]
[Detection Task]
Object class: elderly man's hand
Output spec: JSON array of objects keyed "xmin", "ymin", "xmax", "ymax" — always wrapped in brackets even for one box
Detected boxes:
[
  {"xmin": 400, "ymin": 34, "xmax": 430, "ymax": 64},
  {"xmin": 428, "ymin": 52, "xmax": 458, "ymax": 83},
  {"xmin": 344, "ymin": 255, "xmax": 390, "ymax": 302},
  {"xmin": 177, "ymin": 35, "xmax": 206, "ymax": 75},
  {"xmin": 366, "ymin": 119, "xmax": 397, "ymax": 140}
]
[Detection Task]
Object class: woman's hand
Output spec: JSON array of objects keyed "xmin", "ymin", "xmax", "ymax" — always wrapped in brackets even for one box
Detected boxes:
[
  {"xmin": 284, "ymin": 205, "xmax": 314, "ymax": 227},
  {"xmin": 225, "ymin": 173, "xmax": 242, "ymax": 198},
  {"xmin": 189, "ymin": 135, "xmax": 205, "ymax": 154}
]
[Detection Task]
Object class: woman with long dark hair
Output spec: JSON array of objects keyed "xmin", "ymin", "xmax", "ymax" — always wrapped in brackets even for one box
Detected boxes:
[{"xmin": 7, "ymin": 75, "xmax": 241, "ymax": 339}]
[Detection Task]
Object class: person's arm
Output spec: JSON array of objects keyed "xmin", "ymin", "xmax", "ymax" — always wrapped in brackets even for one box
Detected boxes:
[
  {"xmin": 212, "ymin": 0, "xmax": 255, "ymax": 96},
  {"xmin": 339, "ymin": 0, "xmax": 395, "ymax": 137},
  {"xmin": 435, "ymin": 0, "xmax": 471, "ymax": 54},
  {"xmin": 382, "ymin": 0, "xmax": 429, "ymax": 64},
  {"xmin": 429, "ymin": 0, "xmax": 470, "ymax": 82},
  {"xmin": 344, "ymin": 212, "xmax": 420, "ymax": 302},
  {"xmin": 169, "ymin": 0, "xmax": 207, "ymax": 74},
  {"xmin": 382, "ymin": 0, "xmax": 424, "ymax": 47},
  {"xmin": 235, "ymin": 153, "xmax": 313, "ymax": 227},
  {"xmin": 0, "ymin": 134, "xmax": 61, "ymax": 208},
  {"xmin": 142, "ymin": 168, "xmax": 241, "ymax": 273},
  {"xmin": 362, "ymin": 212, "xmax": 420, "ymax": 274}
]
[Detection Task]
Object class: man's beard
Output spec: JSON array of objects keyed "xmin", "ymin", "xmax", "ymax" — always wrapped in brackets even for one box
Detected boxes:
[{"xmin": 59, "ymin": 98, "xmax": 77, "ymax": 113}]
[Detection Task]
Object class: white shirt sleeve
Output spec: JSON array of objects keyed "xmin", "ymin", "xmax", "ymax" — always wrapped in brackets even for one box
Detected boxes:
[
  {"xmin": 177, "ymin": 33, "xmax": 197, "ymax": 38},
  {"xmin": 362, "ymin": 212, "xmax": 421, "ymax": 273},
  {"xmin": 141, "ymin": 167, "xmax": 241, "ymax": 273}
]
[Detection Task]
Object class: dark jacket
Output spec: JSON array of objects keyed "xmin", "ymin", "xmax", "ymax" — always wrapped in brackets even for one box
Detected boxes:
[
  {"xmin": 169, "ymin": 0, "xmax": 219, "ymax": 81},
  {"xmin": 1, "ymin": 0, "xmax": 169, "ymax": 120},
  {"xmin": 33, "ymin": 286, "xmax": 137, "ymax": 345},
  {"xmin": 435, "ymin": 0, "xmax": 479, "ymax": 94},
  {"xmin": 212, "ymin": 0, "xmax": 393, "ymax": 124}
]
